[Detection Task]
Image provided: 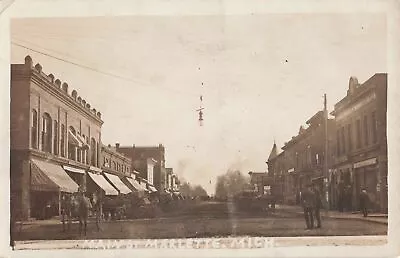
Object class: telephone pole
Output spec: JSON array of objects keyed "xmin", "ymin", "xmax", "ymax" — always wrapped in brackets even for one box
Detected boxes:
[{"xmin": 323, "ymin": 93, "xmax": 329, "ymax": 208}]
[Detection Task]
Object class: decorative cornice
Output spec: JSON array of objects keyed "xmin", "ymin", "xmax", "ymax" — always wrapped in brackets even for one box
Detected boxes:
[{"xmin": 12, "ymin": 56, "xmax": 104, "ymax": 126}]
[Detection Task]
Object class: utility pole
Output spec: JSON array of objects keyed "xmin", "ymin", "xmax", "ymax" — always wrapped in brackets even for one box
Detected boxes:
[{"xmin": 323, "ymin": 93, "xmax": 329, "ymax": 209}]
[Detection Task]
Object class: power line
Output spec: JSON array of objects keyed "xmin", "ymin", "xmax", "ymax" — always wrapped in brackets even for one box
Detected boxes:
[{"xmin": 11, "ymin": 41, "xmax": 199, "ymax": 97}]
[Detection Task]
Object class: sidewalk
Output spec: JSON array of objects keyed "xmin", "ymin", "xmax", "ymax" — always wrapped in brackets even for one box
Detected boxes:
[{"xmin": 277, "ymin": 204, "xmax": 388, "ymax": 225}]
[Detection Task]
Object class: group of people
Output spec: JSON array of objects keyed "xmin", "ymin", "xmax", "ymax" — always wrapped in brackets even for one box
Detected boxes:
[{"xmin": 301, "ymin": 184, "xmax": 323, "ymax": 230}]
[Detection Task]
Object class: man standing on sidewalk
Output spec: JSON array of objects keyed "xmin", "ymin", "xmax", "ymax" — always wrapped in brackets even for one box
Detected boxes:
[
  {"xmin": 313, "ymin": 185, "xmax": 323, "ymax": 228},
  {"xmin": 360, "ymin": 188, "xmax": 369, "ymax": 217},
  {"xmin": 301, "ymin": 184, "xmax": 316, "ymax": 230}
]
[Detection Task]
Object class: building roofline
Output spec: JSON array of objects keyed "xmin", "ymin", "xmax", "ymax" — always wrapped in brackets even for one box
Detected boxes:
[{"xmin": 12, "ymin": 56, "xmax": 103, "ymax": 124}]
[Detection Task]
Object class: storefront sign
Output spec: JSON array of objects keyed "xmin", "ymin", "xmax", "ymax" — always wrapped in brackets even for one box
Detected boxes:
[{"xmin": 354, "ymin": 158, "xmax": 377, "ymax": 169}]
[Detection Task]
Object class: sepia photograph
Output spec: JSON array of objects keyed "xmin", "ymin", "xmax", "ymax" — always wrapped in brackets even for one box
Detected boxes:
[{"xmin": 2, "ymin": 0, "xmax": 400, "ymax": 257}]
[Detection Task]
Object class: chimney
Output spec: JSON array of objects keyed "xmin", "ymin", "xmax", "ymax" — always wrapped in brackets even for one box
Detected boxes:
[{"xmin": 24, "ymin": 55, "xmax": 33, "ymax": 67}]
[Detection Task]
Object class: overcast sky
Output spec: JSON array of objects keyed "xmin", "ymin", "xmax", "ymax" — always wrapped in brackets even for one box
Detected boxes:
[{"xmin": 10, "ymin": 14, "xmax": 386, "ymax": 194}]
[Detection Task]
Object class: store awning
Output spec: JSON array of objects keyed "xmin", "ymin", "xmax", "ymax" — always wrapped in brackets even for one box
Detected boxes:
[
  {"xmin": 104, "ymin": 173, "xmax": 132, "ymax": 194},
  {"xmin": 31, "ymin": 159, "xmax": 79, "ymax": 193},
  {"xmin": 88, "ymin": 172, "xmax": 118, "ymax": 195},
  {"xmin": 147, "ymin": 184, "xmax": 157, "ymax": 192},
  {"xmin": 126, "ymin": 177, "xmax": 146, "ymax": 192},
  {"xmin": 63, "ymin": 165, "xmax": 85, "ymax": 174},
  {"xmin": 68, "ymin": 130, "xmax": 82, "ymax": 147},
  {"xmin": 139, "ymin": 181, "xmax": 150, "ymax": 192}
]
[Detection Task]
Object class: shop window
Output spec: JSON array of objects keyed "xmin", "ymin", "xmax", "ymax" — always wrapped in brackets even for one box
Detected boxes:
[
  {"xmin": 371, "ymin": 111, "xmax": 378, "ymax": 143},
  {"xmin": 356, "ymin": 119, "xmax": 362, "ymax": 149},
  {"xmin": 364, "ymin": 115, "xmax": 369, "ymax": 146},
  {"xmin": 60, "ymin": 124, "xmax": 65, "ymax": 157},
  {"xmin": 53, "ymin": 121, "xmax": 59, "ymax": 155},
  {"xmin": 31, "ymin": 109, "xmax": 38, "ymax": 149},
  {"xmin": 41, "ymin": 113, "xmax": 52, "ymax": 153}
]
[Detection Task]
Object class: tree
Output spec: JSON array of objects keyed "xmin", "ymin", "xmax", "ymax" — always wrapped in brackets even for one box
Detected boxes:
[
  {"xmin": 192, "ymin": 185, "xmax": 208, "ymax": 197},
  {"xmin": 214, "ymin": 170, "xmax": 251, "ymax": 199}
]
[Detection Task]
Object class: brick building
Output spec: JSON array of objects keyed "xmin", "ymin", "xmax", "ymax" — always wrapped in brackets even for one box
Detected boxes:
[
  {"xmin": 268, "ymin": 110, "xmax": 335, "ymax": 205},
  {"xmin": 330, "ymin": 74, "xmax": 388, "ymax": 212},
  {"xmin": 116, "ymin": 144, "xmax": 166, "ymax": 192},
  {"xmin": 99, "ymin": 144, "xmax": 133, "ymax": 195},
  {"xmin": 11, "ymin": 56, "xmax": 103, "ymax": 219}
]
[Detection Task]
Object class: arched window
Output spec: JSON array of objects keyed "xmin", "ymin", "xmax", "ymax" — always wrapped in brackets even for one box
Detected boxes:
[
  {"xmin": 90, "ymin": 138, "xmax": 97, "ymax": 166},
  {"xmin": 86, "ymin": 136, "xmax": 90, "ymax": 164},
  {"xmin": 68, "ymin": 126, "xmax": 77, "ymax": 160},
  {"xmin": 31, "ymin": 109, "xmax": 38, "ymax": 149},
  {"xmin": 41, "ymin": 113, "xmax": 52, "ymax": 153},
  {"xmin": 53, "ymin": 120, "xmax": 59, "ymax": 155}
]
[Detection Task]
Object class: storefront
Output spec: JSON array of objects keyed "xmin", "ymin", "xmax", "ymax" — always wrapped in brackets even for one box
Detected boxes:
[
  {"xmin": 63, "ymin": 165, "xmax": 86, "ymax": 192},
  {"xmin": 30, "ymin": 159, "xmax": 79, "ymax": 219},
  {"xmin": 353, "ymin": 157, "xmax": 379, "ymax": 211},
  {"xmin": 104, "ymin": 172, "xmax": 132, "ymax": 195}
]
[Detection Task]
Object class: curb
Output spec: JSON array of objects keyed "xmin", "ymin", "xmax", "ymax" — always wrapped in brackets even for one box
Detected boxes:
[{"xmin": 282, "ymin": 209, "xmax": 388, "ymax": 225}]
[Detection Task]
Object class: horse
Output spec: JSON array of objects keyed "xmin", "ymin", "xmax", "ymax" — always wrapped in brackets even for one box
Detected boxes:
[{"xmin": 75, "ymin": 192, "xmax": 92, "ymax": 236}]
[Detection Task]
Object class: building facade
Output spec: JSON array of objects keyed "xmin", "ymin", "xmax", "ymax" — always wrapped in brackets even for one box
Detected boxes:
[
  {"xmin": 268, "ymin": 110, "xmax": 335, "ymax": 205},
  {"xmin": 11, "ymin": 56, "xmax": 103, "ymax": 219},
  {"xmin": 330, "ymin": 74, "xmax": 388, "ymax": 212},
  {"xmin": 116, "ymin": 144, "xmax": 166, "ymax": 192}
]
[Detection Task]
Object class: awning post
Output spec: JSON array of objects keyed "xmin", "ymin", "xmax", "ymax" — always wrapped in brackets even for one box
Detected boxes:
[{"xmin": 58, "ymin": 191, "xmax": 61, "ymax": 217}]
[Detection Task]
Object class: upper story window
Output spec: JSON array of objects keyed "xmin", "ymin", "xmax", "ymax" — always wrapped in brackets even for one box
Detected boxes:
[
  {"xmin": 341, "ymin": 126, "xmax": 345, "ymax": 154},
  {"xmin": 68, "ymin": 126, "xmax": 77, "ymax": 160},
  {"xmin": 60, "ymin": 124, "xmax": 65, "ymax": 157},
  {"xmin": 41, "ymin": 113, "xmax": 52, "ymax": 153},
  {"xmin": 31, "ymin": 109, "xmax": 38, "ymax": 149},
  {"xmin": 356, "ymin": 119, "xmax": 362, "ymax": 149},
  {"xmin": 336, "ymin": 129, "xmax": 341, "ymax": 156},
  {"xmin": 364, "ymin": 115, "xmax": 369, "ymax": 146},
  {"xmin": 90, "ymin": 138, "xmax": 97, "ymax": 166},
  {"xmin": 53, "ymin": 120, "xmax": 59, "ymax": 155},
  {"xmin": 371, "ymin": 111, "xmax": 378, "ymax": 143},
  {"xmin": 347, "ymin": 124, "xmax": 352, "ymax": 151}
]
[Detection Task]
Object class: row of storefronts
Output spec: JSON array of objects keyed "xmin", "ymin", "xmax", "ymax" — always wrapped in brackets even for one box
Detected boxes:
[
  {"xmin": 10, "ymin": 56, "xmax": 182, "ymax": 220},
  {"xmin": 264, "ymin": 74, "xmax": 388, "ymax": 213}
]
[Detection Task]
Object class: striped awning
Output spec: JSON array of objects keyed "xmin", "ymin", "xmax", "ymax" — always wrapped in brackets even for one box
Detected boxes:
[
  {"xmin": 126, "ymin": 177, "xmax": 147, "ymax": 192},
  {"xmin": 104, "ymin": 173, "xmax": 132, "ymax": 194},
  {"xmin": 31, "ymin": 159, "xmax": 79, "ymax": 193},
  {"xmin": 88, "ymin": 172, "xmax": 118, "ymax": 196},
  {"xmin": 147, "ymin": 184, "xmax": 157, "ymax": 192}
]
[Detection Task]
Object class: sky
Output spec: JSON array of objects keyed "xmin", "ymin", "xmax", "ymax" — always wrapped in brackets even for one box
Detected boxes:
[{"xmin": 10, "ymin": 14, "xmax": 387, "ymax": 194}]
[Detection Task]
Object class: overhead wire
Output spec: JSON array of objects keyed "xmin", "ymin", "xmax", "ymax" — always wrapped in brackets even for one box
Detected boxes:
[{"xmin": 11, "ymin": 40, "xmax": 201, "ymax": 98}]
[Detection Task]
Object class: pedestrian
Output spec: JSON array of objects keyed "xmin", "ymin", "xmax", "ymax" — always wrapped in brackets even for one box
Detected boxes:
[
  {"xmin": 301, "ymin": 184, "xmax": 316, "ymax": 230},
  {"xmin": 359, "ymin": 188, "xmax": 369, "ymax": 217},
  {"xmin": 337, "ymin": 180, "xmax": 344, "ymax": 212},
  {"xmin": 313, "ymin": 186, "xmax": 323, "ymax": 228}
]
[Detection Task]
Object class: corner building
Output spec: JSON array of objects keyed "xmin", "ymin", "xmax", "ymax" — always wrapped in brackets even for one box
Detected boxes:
[
  {"xmin": 11, "ymin": 56, "xmax": 103, "ymax": 219},
  {"xmin": 330, "ymin": 74, "xmax": 387, "ymax": 213}
]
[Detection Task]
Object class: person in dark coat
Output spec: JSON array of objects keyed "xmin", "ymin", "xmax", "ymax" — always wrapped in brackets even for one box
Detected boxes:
[
  {"xmin": 359, "ymin": 188, "xmax": 369, "ymax": 217},
  {"xmin": 313, "ymin": 186, "xmax": 323, "ymax": 228},
  {"xmin": 301, "ymin": 185, "xmax": 316, "ymax": 229}
]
